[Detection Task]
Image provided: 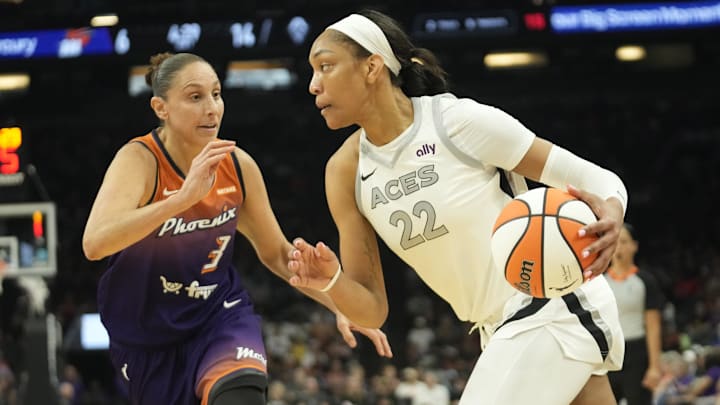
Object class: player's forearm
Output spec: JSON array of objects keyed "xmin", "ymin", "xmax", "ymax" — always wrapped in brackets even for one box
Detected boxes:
[
  {"xmin": 326, "ymin": 273, "xmax": 388, "ymax": 328},
  {"xmin": 645, "ymin": 309, "xmax": 663, "ymax": 368},
  {"xmin": 83, "ymin": 195, "xmax": 189, "ymax": 260},
  {"xmin": 538, "ymin": 144, "xmax": 628, "ymax": 215},
  {"xmin": 297, "ymin": 286, "xmax": 340, "ymax": 313}
]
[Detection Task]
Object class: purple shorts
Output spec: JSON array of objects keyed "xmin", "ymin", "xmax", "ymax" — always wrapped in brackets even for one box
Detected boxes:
[{"xmin": 109, "ymin": 303, "xmax": 267, "ymax": 405}]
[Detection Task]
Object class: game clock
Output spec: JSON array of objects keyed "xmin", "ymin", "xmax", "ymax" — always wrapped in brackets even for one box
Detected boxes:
[{"xmin": 110, "ymin": 15, "xmax": 315, "ymax": 61}]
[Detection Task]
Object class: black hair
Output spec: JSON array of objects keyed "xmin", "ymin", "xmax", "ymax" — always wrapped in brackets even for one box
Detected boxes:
[
  {"xmin": 329, "ymin": 9, "xmax": 449, "ymax": 97},
  {"xmin": 145, "ymin": 52, "xmax": 209, "ymax": 98}
]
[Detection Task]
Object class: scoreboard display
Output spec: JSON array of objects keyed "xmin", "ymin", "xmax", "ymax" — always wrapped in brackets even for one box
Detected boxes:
[
  {"xmin": 0, "ymin": 1, "xmax": 718, "ymax": 62},
  {"xmin": 113, "ymin": 15, "xmax": 315, "ymax": 59},
  {"xmin": 0, "ymin": 15, "xmax": 317, "ymax": 61}
]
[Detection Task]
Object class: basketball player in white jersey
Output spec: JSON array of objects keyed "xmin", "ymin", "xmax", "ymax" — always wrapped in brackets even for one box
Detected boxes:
[{"xmin": 288, "ymin": 10, "xmax": 629, "ymax": 405}]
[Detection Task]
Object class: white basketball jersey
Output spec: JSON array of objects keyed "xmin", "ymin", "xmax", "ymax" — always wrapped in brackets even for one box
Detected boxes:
[{"xmin": 355, "ymin": 93, "xmax": 535, "ymax": 324}]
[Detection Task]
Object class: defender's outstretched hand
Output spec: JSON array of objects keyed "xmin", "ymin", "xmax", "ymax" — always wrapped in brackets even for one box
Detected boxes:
[
  {"xmin": 567, "ymin": 184, "xmax": 624, "ymax": 280},
  {"xmin": 336, "ymin": 312, "xmax": 393, "ymax": 358},
  {"xmin": 287, "ymin": 238, "xmax": 341, "ymax": 290}
]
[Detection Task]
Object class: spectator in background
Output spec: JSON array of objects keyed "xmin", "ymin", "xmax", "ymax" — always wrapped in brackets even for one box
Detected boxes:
[
  {"xmin": 295, "ymin": 375, "xmax": 329, "ymax": 405},
  {"xmin": 395, "ymin": 367, "xmax": 422, "ymax": 404},
  {"xmin": 407, "ymin": 316, "xmax": 435, "ymax": 357},
  {"xmin": 57, "ymin": 364, "xmax": 83, "ymax": 405},
  {"xmin": 414, "ymin": 370, "xmax": 450, "ymax": 405},
  {"xmin": 606, "ymin": 223, "xmax": 665, "ymax": 404},
  {"xmin": 655, "ymin": 347, "xmax": 720, "ymax": 405},
  {"xmin": 266, "ymin": 380, "xmax": 289, "ymax": 405},
  {"xmin": 372, "ymin": 363, "xmax": 400, "ymax": 400},
  {"xmin": 654, "ymin": 350, "xmax": 695, "ymax": 405},
  {"xmin": 686, "ymin": 347, "xmax": 720, "ymax": 404},
  {"xmin": 0, "ymin": 355, "xmax": 17, "ymax": 405}
]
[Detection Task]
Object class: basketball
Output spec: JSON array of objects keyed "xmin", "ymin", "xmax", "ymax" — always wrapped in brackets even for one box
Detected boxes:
[{"xmin": 491, "ymin": 187, "xmax": 598, "ymax": 299}]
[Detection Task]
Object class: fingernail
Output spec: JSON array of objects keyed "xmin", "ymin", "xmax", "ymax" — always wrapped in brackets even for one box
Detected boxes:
[
  {"xmin": 578, "ymin": 229, "xmax": 586, "ymax": 237},
  {"xmin": 584, "ymin": 270, "xmax": 592, "ymax": 279},
  {"xmin": 582, "ymin": 250, "xmax": 589, "ymax": 258}
]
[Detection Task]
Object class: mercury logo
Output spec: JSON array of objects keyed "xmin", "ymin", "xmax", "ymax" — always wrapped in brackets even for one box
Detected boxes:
[{"xmin": 236, "ymin": 347, "xmax": 267, "ymax": 366}]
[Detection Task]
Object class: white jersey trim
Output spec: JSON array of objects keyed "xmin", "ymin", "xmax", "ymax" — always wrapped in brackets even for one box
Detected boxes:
[{"xmin": 431, "ymin": 94, "xmax": 488, "ymax": 170}]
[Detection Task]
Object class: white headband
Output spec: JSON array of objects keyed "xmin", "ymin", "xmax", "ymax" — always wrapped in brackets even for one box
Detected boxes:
[{"xmin": 326, "ymin": 14, "xmax": 402, "ymax": 75}]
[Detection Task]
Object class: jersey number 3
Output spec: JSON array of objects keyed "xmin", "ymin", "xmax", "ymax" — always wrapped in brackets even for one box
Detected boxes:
[
  {"xmin": 201, "ymin": 235, "xmax": 231, "ymax": 274},
  {"xmin": 390, "ymin": 200, "xmax": 448, "ymax": 250}
]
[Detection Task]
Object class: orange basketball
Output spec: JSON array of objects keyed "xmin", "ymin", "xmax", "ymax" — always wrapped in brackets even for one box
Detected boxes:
[{"xmin": 491, "ymin": 187, "xmax": 598, "ymax": 298}]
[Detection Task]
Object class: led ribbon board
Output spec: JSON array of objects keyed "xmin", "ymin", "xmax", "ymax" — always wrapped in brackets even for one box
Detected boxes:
[{"xmin": 550, "ymin": 0, "xmax": 720, "ymax": 33}]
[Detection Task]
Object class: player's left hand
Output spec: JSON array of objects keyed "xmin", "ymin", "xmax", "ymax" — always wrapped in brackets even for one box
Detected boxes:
[
  {"xmin": 642, "ymin": 366, "xmax": 662, "ymax": 389},
  {"xmin": 335, "ymin": 312, "xmax": 393, "ymax": 358},
  {"xmin": 567, "ymin": 184, "xmax": 624, "ymax": 281},
  {"xmin": 288, "ymin": 238, "xmax": 341, "ymax": 290}
]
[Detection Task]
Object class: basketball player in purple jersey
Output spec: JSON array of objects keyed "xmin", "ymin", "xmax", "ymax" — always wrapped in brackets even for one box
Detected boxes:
[{"xmin": 83, "ymin": 52, "xmax": 391, "ymax": 405}]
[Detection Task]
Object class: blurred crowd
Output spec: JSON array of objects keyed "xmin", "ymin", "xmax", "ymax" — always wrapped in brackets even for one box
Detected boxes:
[{"xmin": 1, "ymin": 67, "xmax": 719, "ymax": 405}]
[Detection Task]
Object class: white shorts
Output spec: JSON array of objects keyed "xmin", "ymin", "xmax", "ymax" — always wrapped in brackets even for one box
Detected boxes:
[{"xmin": 461, "ymin": 276, "xmax": 624, "ymax": 404}]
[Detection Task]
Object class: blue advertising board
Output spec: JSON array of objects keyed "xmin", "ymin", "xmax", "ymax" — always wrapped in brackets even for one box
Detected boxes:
[{"xmin": 0, "ymin": 27, "xmax": 113, "ymax": 60}]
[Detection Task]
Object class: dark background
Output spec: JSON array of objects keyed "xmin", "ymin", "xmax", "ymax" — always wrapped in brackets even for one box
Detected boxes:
[{"xmin": 1, "ymin": 0, "xmax": 719, "ymax": 404}]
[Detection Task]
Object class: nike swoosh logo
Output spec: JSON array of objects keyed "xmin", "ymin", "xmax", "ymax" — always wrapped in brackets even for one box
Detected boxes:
[
  {"xmin": 121, "ymin": 363, "xmax": 130, "ymax": 382},
  {"xmin": 223, "ymin": 298, "xmax": 242, "ymax": 309},
  {"xmin": 361, "ymin": 168, "xmax": 377, "ymax": 181},
  {"xmin": 163, "ymin": 187, "xmax": 179, "ymax": 197}
]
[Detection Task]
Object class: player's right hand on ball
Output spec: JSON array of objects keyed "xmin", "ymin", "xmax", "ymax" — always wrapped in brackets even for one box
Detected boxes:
[{"xmin": 287, "ymin": 238, "xmax": 340, "ymax": 290}]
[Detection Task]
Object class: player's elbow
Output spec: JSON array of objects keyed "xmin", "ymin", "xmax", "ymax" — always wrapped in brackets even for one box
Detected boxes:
[
  {"xmin": 337, "ymin": 299, "xmax": 387, "ymax": 329},
  {"xmin": 367, "ymin": 314, "xmax": 388, "ymax": 330},
  {"xmin": 82, "ymin": 235, "xmax": 106, "ymax": 261},
  {"xmin": 355, "ymin": 291, "xmax": 389, "ymax": 328},
  {"xmin": 361, "ymin": 304, "xmax": 388, "ymax": 329}
]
